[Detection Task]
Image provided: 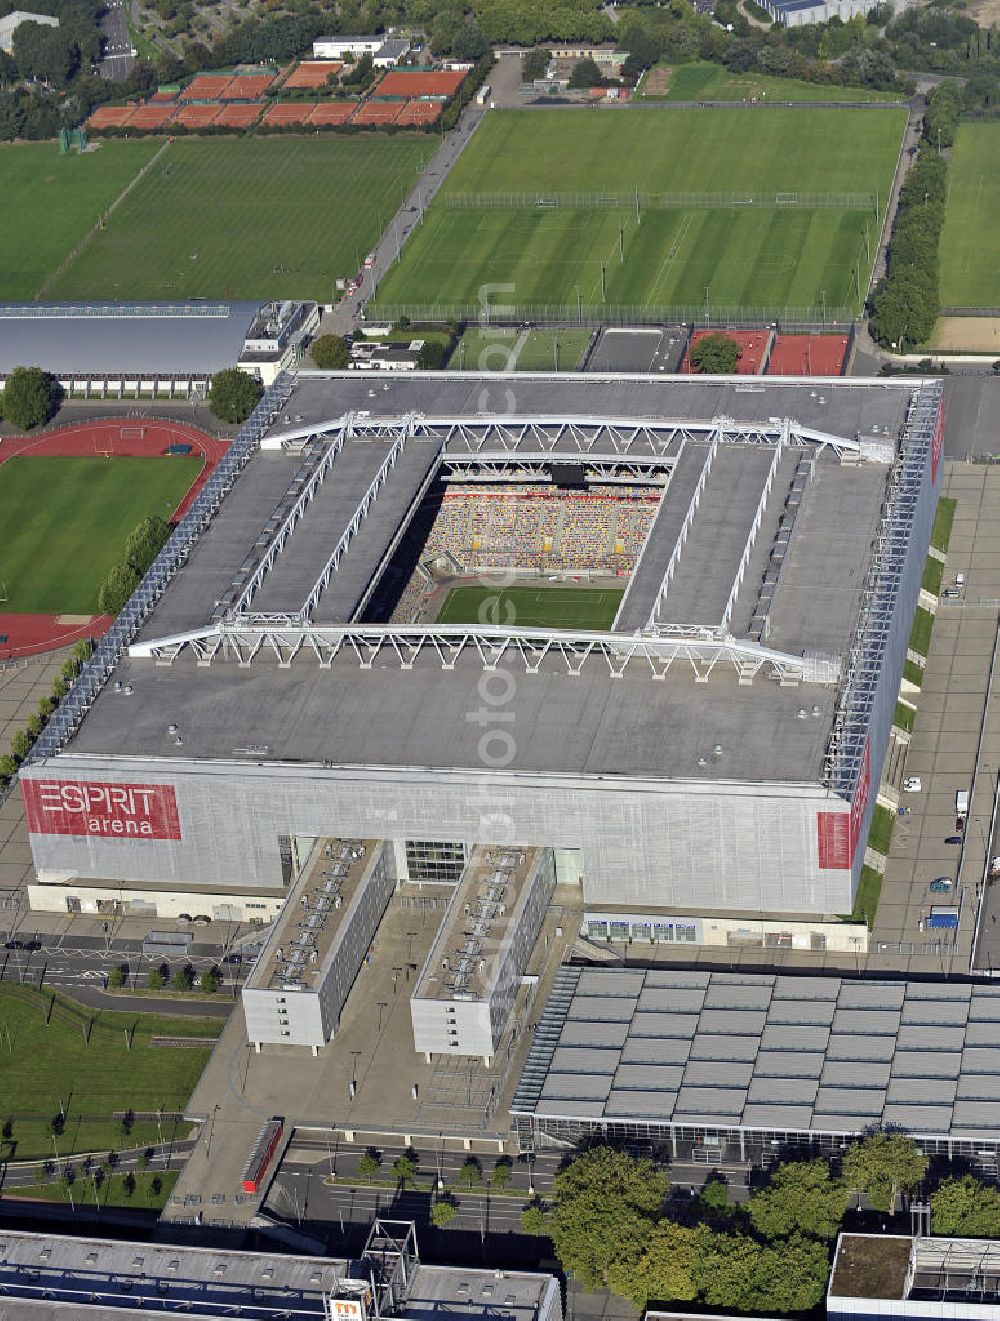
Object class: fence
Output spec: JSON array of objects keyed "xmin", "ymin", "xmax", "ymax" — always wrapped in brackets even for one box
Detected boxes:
[
  {"xmin": 370, "ymin": 301, "xmax": 857, "ymax": 330},
  {"xmin": 940, "ymin": 306, "xmax": 1000, "ymax": 317},
  {"xmin": 444, "ymin": 189, "xmax": 877, "ymax": 211}
]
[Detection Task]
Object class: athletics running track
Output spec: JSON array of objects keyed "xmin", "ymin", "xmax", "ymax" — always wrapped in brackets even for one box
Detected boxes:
[{"xmin": 0, "ymin": 418, "xmax": 229, "ymax": 659}]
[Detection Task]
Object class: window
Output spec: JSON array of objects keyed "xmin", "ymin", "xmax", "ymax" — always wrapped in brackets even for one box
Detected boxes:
[
  {"xmin": 405, "ymin": 840, "xmax": 467, "ymax": 884},
  {"xmin": 675, "ymin": 924, "xmax": 697, "ymax": 943}
]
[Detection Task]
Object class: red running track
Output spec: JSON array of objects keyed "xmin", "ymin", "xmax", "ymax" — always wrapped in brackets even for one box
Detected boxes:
[{"xmin": 0, "ymin": 417, "xmax": 229, "ymax": 658}]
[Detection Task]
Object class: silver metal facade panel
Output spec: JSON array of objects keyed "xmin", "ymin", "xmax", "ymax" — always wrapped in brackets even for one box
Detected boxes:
[
  {"xmin": 825, "ymin": 1034, "xmax": 896, "ymax": 1061},
  {"xmin": 613, "ymin": 1064, "xmax": 685, "ymax": 1092},
  {"xmin": 747, "ymin": 1077, "xmax": 818, "ymax": 1105},
  {"xmin": 559, "ymin": 1020, "xmax": 629, "ymax": 1049},
  {"xmin": 837, "ymin": 982, "xmax": 905, "ymax": 1011},
  {"xmin": 539, "ymin": 1074, "xmax": 612, "ymax": 1102},
  {"xmin": 702, "ymin": 981, "xmax": 773, "ymax": 1011},
  {"xmin": 951, "ymin": 1100, "xmax": 1000, "ymax": 1130},
  {"xmin": 900, "ymin": 1000, "xmax": 970, "ymax": 1027},
  {"xmin": 956, "ymin": 1075, "xmax": 1000, "ymax": 1101},
  {"xmin": 772, "ymin": 975, "xmax": 841, "ymax": 1000},
  {"xmin": 550, "ymin": 1047, "xmax": 617, "ymax": 1075},
  {"xmin": 897, "ymin": 1024, "xmax": 968, "ymax": 1051},
  {"xmin": 905, "ymin": 983, "xmax": 971, "ymax": 1002},
  {"xmin": 969, "ymin": 989, "xmax": 1000, "ymax": 1021},
  {"xmin": 820, "ymin": 1060, "xmax": 892, "ymax": 1089},
  {"xmin": 673, "ymin": 1087, "xmax": 746, "ymax": 1119},
  {"xmin": 886, "ymin": 1077, "xmax": 957, "ymax": 1105},
  {"xmin": 567, "ymin": 996, "xmax": 636, "ymax": 1023},
  {"xmin": 682, "ymin": 1061, "xmax": 754, "ymax": 1089},
  {"xmin": 812, "ymin": 1087, "xmax": 885, "ymax": 1116},
  {"xmin": 698, "ymin": 1009, "xmax": 766, "ymax": 1035},
  {"xmin": 633, "ymin": 1011, "xmax": 701, "ymax": 1037},
  {"xmin": 830, "ymin": 1009, "xmax": 901, "ymax": 1036},
  {"xmin": 637, "ymin": 987, "xmax": 707, "ymax": 1013},
  {"xmin": 620, "ymin": 1037, "xmax": 692, "ymax": 1066},
  {"xmin": 645, "ymin": 971, "xmax": 711, "ymax": 989},
  {"xmin": 755, "ymin": 1050, "xmax": 826, "ymax": 1078},
  {"xmin": 811, "ymin": 1112, "xmax": 879, "ymax": 1133},
  {"xmin": 880, "ymin": 1103, "xmax": 954, "ymax": 1131},
  {"xmin": 742, "ymin": 1103, "xmax": 815, "ymax": 1128},
  {"xmin": 605, "ymin": 1089, "xmax": 678, "ymax": 1118},
  {"xmin": 535, "ymin": 1098, "xmax": 608, "ymax": 1118},
  {"xmin": 578, "ymin": 970, "xmax": 645, "ymax": 996},
  {"xmin": 961, "ymin": 1048, "xmax": 1000, "ymax": 1074},
  {"xmin": 892, "ymin": 1050, "xmax": 963, "ymax": 1077},
  {"xmin": 687, "ymin": 1034, "xmax": 761, "ymax": 1063},
  {"xmin": 761, "ymin": 1024, "xmax": 831, "ymax": 1052},
  {"xmin": 766, "ymin": 1000, "xmax": 836, "ymax": 1027}
]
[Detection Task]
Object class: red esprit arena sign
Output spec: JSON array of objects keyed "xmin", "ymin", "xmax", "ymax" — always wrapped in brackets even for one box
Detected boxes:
[
  {"xmin": 23, "ymin": 779, "xmax": 182, "ymax": 840},
  {"xmin": 816, "ymin": 740, "xmax": 870, "ymax": 870}
]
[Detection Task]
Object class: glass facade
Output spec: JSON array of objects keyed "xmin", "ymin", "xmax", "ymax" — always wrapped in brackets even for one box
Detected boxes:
[{"xmin": 405, "ymin": 840, "xmax": 467, "ymax": 884}]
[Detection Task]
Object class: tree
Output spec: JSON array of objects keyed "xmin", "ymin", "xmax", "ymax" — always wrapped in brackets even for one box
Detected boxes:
[
  {"xmin": 491, "ymin": 1157, "xmax": 512, "ymax": 1192},
  {"xmin": 550, "ymin": 1147, "xmax": 669, "ymax": 1290},
  {"xmin": 125, "ymin": 517, "xmax": 171, "ymax": 576},
  {"xmin": 10, "ymin": 730, "xmax": 31, "ymax": 763},
  {"xmin": 458, "ymin": 1156, "xmax": 482, "ymax": 1187},
  {"xmin": 567, "ymin": 57, "xmax": 604, "ymax": 88},
  {"xmin": 694, "ymin": 1231, "xmax": 761, "ymax": 1310},
  {"xmin": 122, "ymin": 1171, "xmax": 136, "ymax": 1198},
  {"xmin": 107, "ymin": 967, "xmax": 125, "ymax": 990},
  {"xmin": 208, "ymin": 368, "xmax": 262, "ymax": 424},
  {"xmin": 310, "ymin": 334, "xmax": 351, "ymax": 369},
  {"xmin": 171, "ymin": 965, "xmax": 194, "ymax": 992},
  {"xmin": 1, "ymin": 366, "xmax": 58, "ymax": 429},
  {"xmin": 416, "ymin": 340, "xmax": 447, "ymax": 370},
  {"xmin": 199, "ymin": 968, "xmax": 220, "ymax": 994},
  {"xmin": 749, "ymin": 1235, "xmax": 831, "ymax": 1312},
  {"xmin": 520, "ymin": 1201, "xmax": 549, "ymax": 1235},
  {"xmin": 522, "ymin": 48, "xmax": 550, "ymax": 81},
  {"xmin": 452, "ymin": 20, "xmax": 487, "ymax": 60},
  {"xmin": 431, "ymin": 1197, "xmax": 458, "ymax": 1228},
  {"xmin": 697, "ymin": 1174, "xmax": 731, "ymax": 1216},
  {"xmin": 748, "ymin": 1158, "xmax": 849, "ymax": 1241},
  {"xmin": 608, "ymin": 1221, "xmax": 708, "ymax": 1308},
  {"xmin": 26, "ymin": 712, "xmax": 43, "ymax": 738},
  {"xmin": 689, "ymin": 333, "xmax": 741, "ymax": 374},
  {"xmin": 393, "ymin": 1152, "xmax": 418, "ymax": 1186},
  {"xmin": 0, "ymin": 753, "xmax": 17, "ymax": 782},
  {"xmin": 931, "ymin": 1175, "xmax": 1000, "ymax": 1237},
  {"xmin": 98, "ymin": 563, "xmax": 140, "ymax": 615},
  {"xmin": 841, "ymin": 1132, "xmax": 928, "ymax": 1212},
  {"xmin": 358, "ymin": 1149, "xmax": 381, "ymax": 1182}
]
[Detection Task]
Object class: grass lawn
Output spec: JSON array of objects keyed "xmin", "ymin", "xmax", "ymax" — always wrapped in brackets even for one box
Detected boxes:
[
  {"xmin": 374, "ymin": 109, "xmax": 903, "ymax": 318},
  {"xmin": 0, "ymin": 983, "xmax": 222, "ymax": 1161},
  {"xmin": 931, "ymin": 496, "xmax": 957, "ymax": 552},
  {"xmin": 7, "ymin": 1169, "xmax": 178, "ymax": 1211},
  {"xmin": 922, "ymin": 556, "xmax": 944, "ymax": 596},
  {"xmin": 0, "ymin": 456, "xmax": 201, "ymax": 613},
  {"xmin": 437, "ymin": 585, "xmax": 623, "ymax": 630},
  {"xmin": 895, "ymin": 700, "xmax": 916, "ymax": 734},
  {"xmin": 939, "ymin": 123, "xmax": 1000, "ymax": 308},
  {"xmin": 452, "ymin": 327, "xmax": 520, "ymax": 370},
  {"xmin": 642, "ymin": 61, "xmax": 902, "ymax": 103},
  {"xmin": 903, "ymin": 658, "xmax": 924, "ymax": 688},
  {"xmin": 868, "ymin": 803, "xmax": 895, "ymax": 855},
  {"xmin": 516, "ymin": 328, "xmax": 592, "ymax": 370},
  {"xmin": 848, "ymin": 864, "xmax": 883, "ymax": 930},
  {"xmin": 910, "ymin": 606, "xmax": 934, "ymax": 656},
  {"xmin": 0, "ymin": 140, "xmax": 159, "ymax": 299},
  {"xmin": 50, "ymin": 137, "xmax": 430, "ymax": 301}
]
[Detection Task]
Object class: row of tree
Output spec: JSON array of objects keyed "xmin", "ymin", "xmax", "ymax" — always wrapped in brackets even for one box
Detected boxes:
[
  {"xmin": 544, "ymin": 1136, "xmax": 929, "ymax": 1313},
  {"xmin": 869, "ymin": 86, "xmax": 958, "ymax": 351},
  {"xmin": 0, "ymin": 641, "xmax": 92, "ymax": 792},
  {"xmin": 96, "ymin": 516, "xmax": 172, "ymax": 615}
]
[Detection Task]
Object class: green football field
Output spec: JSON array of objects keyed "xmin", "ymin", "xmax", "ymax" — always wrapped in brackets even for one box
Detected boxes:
[
  {"xmin": 0, "ymin": 140, "xmax": 159, "ymax": 299},
  {"xmin": 939, "ymin": 122, "xmax": 1000, "ymax": 308},
  {"xmin": 437, "ymin": 585, "xmax": 623, "ymax": 630},
  {"xmin": 0, "ymin": 456, "xmax": 200, "ymax": 613},
  {"xmin": 644, "ymin": 61, "xmax": 903, "ymax": 102},
  {"xmin": 49, "ymin": 137, "xmax": 429, "ymax": 300},
  {"xmin": 374, "ymin": 108, "xmax": 904, "ymax": 317}
]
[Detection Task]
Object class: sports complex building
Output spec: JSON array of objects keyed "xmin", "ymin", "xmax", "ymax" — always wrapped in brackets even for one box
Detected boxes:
[{"xmin": 19, "ymin": 370, "xmax": 943, "ymax": 980}]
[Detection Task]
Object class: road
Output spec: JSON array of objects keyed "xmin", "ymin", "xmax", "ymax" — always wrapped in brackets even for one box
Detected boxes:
[
  {"xmin": 0, "ymin": 1140, "xmax": 195, "ymax": 1191},
  {"xmin": 97, "ymin": 0, "xmax": 135, "ymax": 81}
]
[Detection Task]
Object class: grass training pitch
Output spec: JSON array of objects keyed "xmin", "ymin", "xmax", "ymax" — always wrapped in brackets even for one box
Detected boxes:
[
  {"xmin": 374, "ymin": 109, "xmax": 904, "ymax": 317},
  {"xmin": 436, "ymin": 585, "xmax": 624, "ymax": 630},
  {"xmin": 0, "ymin": 984, "xmax": 222, "ymax": 1161},
  {"xmin": 938, "ymin": 122, "xmax": 1000, "ymax": 308},
  {"xmin": 452, "ymin": 326, "xmax": 591, "ymax": 370},
  {"xmin": 49, "ymin": 137, "xmax": 429, "ymax": 300},
  {"xmin": 0, "ymin": 456, "xmax": 201, "ymax": 614},
  {"xmin": 642, "ymin": 61, "xmax": 902, "ymax": 102},
  {"xmin": 0, "ymin": 140, "xmax": 159, "ymax": 300}
]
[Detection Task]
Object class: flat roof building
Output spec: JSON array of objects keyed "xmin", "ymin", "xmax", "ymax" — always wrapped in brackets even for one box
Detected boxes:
[
  {"xmin": 829, "ymin": 1233, "xmax": 1000, "ymax": 1321},
  {"xmin": 0, "ymin": 10, "xmax": 57, "ymax": 50},
  {"xmin": 511, "ymin": 966, "xmax": 1000, "ymax": 1171}
]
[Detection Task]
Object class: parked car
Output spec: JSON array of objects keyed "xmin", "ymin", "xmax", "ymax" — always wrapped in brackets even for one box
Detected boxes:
[
  {"xmin": 945, "ymin": 835, "xmax": 962, "ymax": 845},
  {"xmin": 929, "ymin": 877, "xmax": 953, "ymax": 893},
  {"xmin": 902, "ymin": 776, "xmax": 922, "ymax": 792}
]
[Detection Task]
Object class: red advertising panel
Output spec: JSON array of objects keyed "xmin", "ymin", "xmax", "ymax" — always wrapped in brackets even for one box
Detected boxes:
[
  {"xmin": 931, "ymin": 396, "xmax": 945, "ymax": 482},
  {"xmin": 23, "ymin": 779, "xmax": 181, "ymax": 840},
  {"xmin": 818, "ymin": 740, "xmax": 870, "ymax": 869}
]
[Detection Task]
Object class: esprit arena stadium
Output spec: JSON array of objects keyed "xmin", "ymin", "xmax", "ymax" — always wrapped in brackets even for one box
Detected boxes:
[{"xmin": 20, "ymin": 369, "xmax": 945, "ymax": 959}]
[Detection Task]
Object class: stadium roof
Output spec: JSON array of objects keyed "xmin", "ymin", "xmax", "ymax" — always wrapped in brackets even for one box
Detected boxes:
[
  {"xmin": 0, "ymin": 302, "xmax": 265, "ymax": 376},
  {"xmin": 511, "ymin": 966, "xmax": 1000, "ymax": 1143},
  {"xmin": 36, "ymin": 372, "xmax": 934, "ymax": 792}
]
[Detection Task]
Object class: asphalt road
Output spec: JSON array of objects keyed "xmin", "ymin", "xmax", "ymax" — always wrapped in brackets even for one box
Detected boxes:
[{"xmin": 97, "ymin": 0, "xmax": 134, "ymax": 81}]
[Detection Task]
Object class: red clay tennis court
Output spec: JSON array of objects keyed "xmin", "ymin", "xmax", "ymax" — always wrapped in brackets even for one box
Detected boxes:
[
  {"xmin": 174, "ymin": 102, "xmax": 221, "ymax": 128},
  {"xmin": 125, "ymin": 103, "xmax": 178, "ymax": 129},
  {"xmin": 180, "ymin": 74, "xmax": 234, "ymax": 100},
  {"xmin": 374, "ymin": 69, "xmax": 466, "ymax": 98},
  {"xmin": 149, "ymin": 89, "xmax": 177, "ymax": 102},
  {"xmin": 767, "ymin": 334, "xmax": 849, "ymax": 376},
  {"xmin": 86, "ymin": 104, "xmax": 138, "ymax": 128},
  {"xmin": 307, "ymin": 100, "xmax": 358, "ymax": 125},
  {"xmin": 213, "ymin": 102, "xmax": 265, "ymax": 127},
  {"xmin": 396, "ymin": 99, "xmax": 442, "ymax": 125},
  {"xmin": 353, "ymin": 100, "xmax": 403, "ymax": 125},
  {"xmin": 285, "ymin": 60, "xmax": 342, "ymax": 88},
  {"xmin": 262, "ymin": 102, "xmax": 314, "ymax": 125},
  {"xmin": 683, "ymin": 329, "xmax": 771, "ymax": 375},
  {"xmin": 223, "ymin": 73, "xmax": 277, "ymax": 99},
  {"xmin": 0, "ymin": 419, "xmax": 228, "ymax": 657}
]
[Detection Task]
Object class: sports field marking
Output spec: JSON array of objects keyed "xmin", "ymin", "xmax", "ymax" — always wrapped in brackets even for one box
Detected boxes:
[
  {"xmin": 646, "ymin": 213, "xmax": 694, "ymax": 307},
  {"xmin": 939, "ymin": 123, "xmax": 1000, "ymax": 308},
  {"xmin": 437, "ymin": 585, "xmax": 624, "ymax": 631}
]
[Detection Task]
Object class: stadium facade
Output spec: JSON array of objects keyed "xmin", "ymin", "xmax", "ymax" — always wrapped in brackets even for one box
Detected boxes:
[{"xmin": 20, "ymin": 370, "xmax": 944, "ymax": 931}]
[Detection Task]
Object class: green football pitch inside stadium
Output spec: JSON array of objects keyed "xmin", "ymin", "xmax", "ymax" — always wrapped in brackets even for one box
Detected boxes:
[
  {"xmin": 0, "ymin": 140, "xmax": 159, "ymax": 299},
  {"xmin": 374, "ymin": 108, "xmax": 905, "ymax": 318},
  {"xmin": 48, "ymin": 137, "xmax": 429, "ymax": 300},
  {"xmin": 436, "ymin": 585, "xmax": 624, "ymax": 631},
  {"xmin": 0, "ymin": 456, "xmax": 200, "ymax": 613},
  {"xmin": 939, "ymin": 122, "xmax": 1000, "ymax": 308}
]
